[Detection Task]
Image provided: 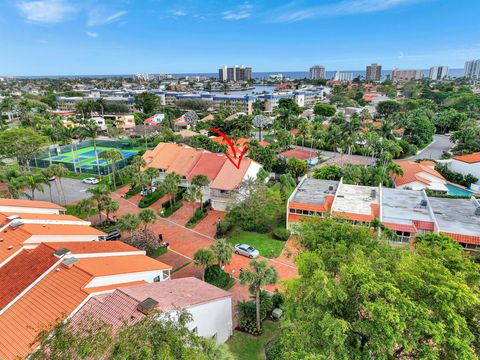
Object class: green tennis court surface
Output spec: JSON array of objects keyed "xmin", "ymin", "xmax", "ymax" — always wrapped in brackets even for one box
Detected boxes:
[{"xmin": 45, "ymin": 146, "xmax": 140, "ymax": 171}]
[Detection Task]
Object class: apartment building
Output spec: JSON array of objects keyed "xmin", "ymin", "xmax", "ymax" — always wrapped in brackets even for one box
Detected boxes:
[
  {"xmin": 464, "ymin": 59, "xmax": 480, "ymax": 80},
  {"xmin": 286, "ymin": 177, "xmax": 480, "ymax": 250},
  {"xmin": 334, "ymin": 71, "xmax": 353, "ymax": 82},
  {"xmin": 309, "ymin": 65, "xmax": 326, "ymax": 80},
  {"xmin": 429, "ymin": 66, "xmax": 449, "ymax": 81},
  {"xmin": 57, "ymin": 96, "xmax": 136, "ymax": 112},
  {"xmin": 366, "ymin": 63, "xmax": 382, "ymax": 81},
  {"xmin": 142, "ymin": 143, "xmax": 263, "ymax": 211},
  {"xmin": 218, "ymin": 65, "xmax": 252, "ymax": 82},
  {"xmin": 391, "ymin": 68, "xmax": 423, "ymax": 82}
]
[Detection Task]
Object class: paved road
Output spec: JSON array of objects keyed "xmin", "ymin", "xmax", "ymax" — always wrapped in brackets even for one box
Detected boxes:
[
  {"xmin": 409, "ymin": 134, "xmax": 454, "ymax": 161},
  {"xmin": 27, "ymin": 178, "xmax": 93, "ymax": 206}
]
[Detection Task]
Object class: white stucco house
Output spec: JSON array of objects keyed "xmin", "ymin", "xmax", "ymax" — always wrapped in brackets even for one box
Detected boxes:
[
  {"xmin": 393, "ymin": 160, "xmax": 448, "ymax": 193},
  {"xmin": 448, "ymin": 153, "xmax": 480, "ymax": 191}
]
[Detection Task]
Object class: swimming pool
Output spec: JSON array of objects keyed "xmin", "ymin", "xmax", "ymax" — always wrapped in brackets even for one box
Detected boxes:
[{"xmin": 446, "ymin": 183, "xmax": 473, "ymax": 197}]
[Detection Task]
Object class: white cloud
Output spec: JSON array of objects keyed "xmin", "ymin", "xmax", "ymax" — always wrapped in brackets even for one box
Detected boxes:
[
  {"xmin": 171, "ymin": 10, "xmax": 187, "ymax": 16},
  {"xmin": 17, "ymin": 0, "xmax": 77, "ymax": 24},
  {"xmin": 222, "ymin": 3, "xmax": 252, "ymax": 20},
  {"xmin": 86, "ymin": 31, "xmax": 98, "ymax": 38},
  {"xmin": 87, "ymin": 9, "xmax": 127, "ymax": 26},
  {"xmin": 272, "ymin": 0, "xmax": 425, "ymax": 22}
]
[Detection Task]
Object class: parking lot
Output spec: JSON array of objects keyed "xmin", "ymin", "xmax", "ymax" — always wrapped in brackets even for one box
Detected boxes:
[{"xmin": 31, "ymin": 177, "xmax": 96, "ymax": 205}]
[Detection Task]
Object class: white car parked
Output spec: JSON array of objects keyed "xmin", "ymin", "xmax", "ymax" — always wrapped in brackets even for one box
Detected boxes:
[{"xmin": 82, "ymin": 177, "xmax": 99, "ymax": 185}]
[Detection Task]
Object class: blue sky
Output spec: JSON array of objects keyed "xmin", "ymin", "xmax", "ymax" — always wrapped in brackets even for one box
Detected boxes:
[{"xmin": 1, "ymin": 0, "xmax": 479, "ymax": 76}]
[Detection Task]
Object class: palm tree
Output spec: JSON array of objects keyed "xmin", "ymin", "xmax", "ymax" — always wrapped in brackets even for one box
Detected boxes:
[
  {"xmin": 48, "ymin": 164, "xmax": 69, "ymax": 205},
  {"xmin": 183, "ymin": 184, "xmax": 202, "ymax": 211},
  {"xmin": 191, "ymin": 174, "xmax": 210, "ymax": 209},
  {"xmin": 239, "ymin": 260, "xmax": 278, "ymax": 333},
  {"xmin": 99, "ymin": 149, "xmax": 123, "ymax": 189},
  {"xmin": 75, "ymin": 198, "xmax": 96, "ymax": 218},
  {"xmin": 144, "ymin": 167, "xmax": 160, "ymax": 187},
  {"xmin": 193, "ymin": 248, "xmax": 216, "ymax": 281},
  {"xmin": 103, "ymin": 197, "xmax": 119, "ymax": 223},
  {"xmin": 132, "ymin": 172, "xmax": 149, "ymax": 192},
  {"xmin": 86, "ymin": 185, "xmax": 111, "ymax": 223},
  {"xmin": 117, "ymin": 213, "xmax": 141, "ymax": 236},
  {"xmin": 60, "ymin": 126, "xmax": 80, "ymax": 174},
  {"xmin": 298, "ymin": 120, "xmax": 310, "ymax": 147},
  {"xmin": 130, "ymin": 155, "xmax": 147, "ymax": 172},
  {"xmin": 41, "ymin": 125, "xmax": 57, "ymax": 165},
  {"xmin": 22, "ymin": 172, "xmax": 48, "ymax": 200},
  {"xmin": 163, "ymin": 172, "xmax": 181, "ymax": 207},
  {"xmin": 138, "ymin": 208, "xmax": 157, "ymax": 235},
  {"xmin": 211, "ymin": 239, "xmax": 233, "ymax": 268},
  {"xmin": 40, "ymin": 168, "xmax": 55, "ymax": 202},
  {"xmin": 79, "ymin": 120, "xmax": 101, "ymax": 177}
]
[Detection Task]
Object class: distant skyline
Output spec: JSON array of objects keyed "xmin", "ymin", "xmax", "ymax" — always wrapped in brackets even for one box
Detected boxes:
[{"xmin": 1, "ymin": 0, "xmax": 480, "ymax": 76}]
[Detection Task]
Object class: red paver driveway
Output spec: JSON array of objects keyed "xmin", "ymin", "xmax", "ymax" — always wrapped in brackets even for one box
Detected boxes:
[
  {"xmin": 193, "ymin": 209, "xmax": 226, "ymax": 238},
  {"xmin": 169, "ymin": 200, "xmax": 197, "ymax": 226}
]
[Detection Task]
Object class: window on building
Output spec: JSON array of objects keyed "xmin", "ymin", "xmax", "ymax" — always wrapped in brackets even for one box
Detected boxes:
[
  {"xmin": 153, "ymin": 275, "xmax": 161, "ymax": 282},
  {"xmin": 393, "ymin": 231, "xmax": 411, "ymax": 244},
  {"xmin": 289, "ymin": 208, "xmax": 296, "ymax": 214}
]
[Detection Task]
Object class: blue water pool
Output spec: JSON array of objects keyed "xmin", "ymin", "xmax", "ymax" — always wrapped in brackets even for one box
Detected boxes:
[{"xmin": 446, "ymin": 183, "xmax": 473, "ymax": 197}]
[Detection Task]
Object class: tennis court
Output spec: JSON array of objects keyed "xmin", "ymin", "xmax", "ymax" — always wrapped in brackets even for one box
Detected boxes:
[{"xmin": 45, "ymin": 146, "xmax": 140, "ymax": 171}]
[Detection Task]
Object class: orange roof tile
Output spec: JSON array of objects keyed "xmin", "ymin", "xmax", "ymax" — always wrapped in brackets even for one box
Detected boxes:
[
  {"xmin": 210, "ymin": 158, "xmax": 252, "ymax": 191},
  {"xmin": 43, "ymin": 241, "xmax": 141, "ymax": 254},
  {"xmin": 0, "ymin": 265, "xmax": 92, "ymax": 360},
  {"xmin": 75, "ymin": 255, "xmax": 171, "ymax": 277},
  {"xmin": 0, "ymin": 243, "xmax": 58, "ymax": 310},
  {"xmin": 452, "ymin": 152, "xmax": 480, "ymax": 164},
  {"xmin": 186, "ymin": 152, "xmax": 226, "ymax": 181},
  {"xmin": 0, "ymin": 212, "xmax": 83, "ymax": 224},
  {"xmin": 166, "ymin": 147, "xmax": 203, "ymax": 176},
  {"xmin": 0, "ymin": 199, "xmax": 65, "ymax": 211},
  {"xmin": 280, "ymin": 148, "xmax": 317, "ymax": 161},
  {"xmin": 6, "ymin": 223, "xmax": 105, "ymax": 236},
  {"xmin": 393, "ymin": 160, "xmax": 445, "ymax": 187},
  {"xmin": 0, "ymin": 228, "xmax": 31, "ymax": 265}
]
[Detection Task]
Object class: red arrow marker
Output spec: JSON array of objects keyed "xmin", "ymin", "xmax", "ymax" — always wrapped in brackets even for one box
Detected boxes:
[{"xmin": 210, "ymin": 127, "xmax": 248, "ymax": 169}]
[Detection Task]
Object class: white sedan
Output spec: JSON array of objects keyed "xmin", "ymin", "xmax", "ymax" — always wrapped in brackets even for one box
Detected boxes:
[{"xmin": 82, "ymin": 177, "xmax": 99, "ymax": 185}]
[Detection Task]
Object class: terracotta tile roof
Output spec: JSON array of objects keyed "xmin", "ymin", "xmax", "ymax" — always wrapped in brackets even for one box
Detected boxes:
[
  {"xmin": 43, "ymin": 241, "xmax": 141, "ymax": 255},
  {"xmin": 75, "ymin": 255, "xmax": 171, "ymax": 277},
  {"xmin": 10, "ymin": 223, "xmax": 105, "ymax": 236},
  {"xmin": 70, "ymin": 277, "xmax": 231, "ymax": 333},
  {"xmin": 210, "ymin": 158, "xmax": 252, "ymax": 191},
  {"xmin": 0, "ymin": 265, "xmax": 92, "ymax": 360},
  {"xmin": 0, "ymin": 243, "xmax": 58, "ymax": 310},
  {"xmin": 452, "ymin": 152, "xmax": 480, "ymax": 164},
  {"xmin": 0, "ymin": 228, "xmax": 32, "ymax": 265},
  {"xmin": 441, "ymin": 232, "xmax": 480, "ymax": 246},
  {"xmin": 166, "ymin": 147, "xmax": 203, "ymax": 176},
  {"xmin": 383, "ymin": 222, "xmax": 417, "ymax": 233},
  {"xmin": 0, "ymin": 212, "xmax": 84, "ymax": 224},
  {"xmin": 280, "ymin": 148, "xmax": 317, "ymax": 161},
  {"xmin": 186, "ymin": 152, "xmax": 226, "ymax": 181},
  {"xmin": 393, "ymin": 160, "xmax": 445, "ymax": 187},
  {"xmin": 413, "ymin": 220, "xmax": 435, "ymax": 231},
  {"xmin": 143, "ymin": 143, "xmax": 185, "ymax": 170},
  {"xmin": 0, "ymin": 199, "xmax": 65, "ymax": 211},
  {"xmin": 83, "ymin": 280, "xmax": 147, "ymax": 294},
  {"xmin": 289, "ymin": 195, "xmax": 334, "ymax": 213}
]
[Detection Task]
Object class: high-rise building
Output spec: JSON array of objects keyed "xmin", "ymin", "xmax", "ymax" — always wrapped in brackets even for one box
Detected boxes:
[
  {"xmin": 333, "ymin": 71, "xmax": 353, "ymax": 82},
  {"xmin": 464, "ymin": 59, "xmax": 480, "ymax": 79},
  {"xmin": 429, "ymin": 66, "xmax": 449, "ymax": 81},
  {"xmin": 391, "ymin": 69, "xmax": 423, "ymax": 82},
  {"xmin": 218, "ymin": 65, "xmax": 252, "ymax": 82},
  {"xmin": 366, "ymin": 63, "xmax": 382, "ymax": 81},
  {"xmin": 309, "ymin": 65, "xmax": 325, "ymax": 80}
]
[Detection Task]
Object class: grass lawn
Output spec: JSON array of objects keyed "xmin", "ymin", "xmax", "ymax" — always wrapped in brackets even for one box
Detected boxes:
[
  {"xmin": 227, "ymin": 320, "xmax": 280, "ymax": 360},
  {"xmin": 150, "ymin": 246, "xmax": 167, "ymax": 258},
  {"xmin": 227, "ymin": 229, "xmax": 286, "ymax": 258},
  {"xmin": 65, "ymin": 205, "xmax": 96, "ymax": 220}
]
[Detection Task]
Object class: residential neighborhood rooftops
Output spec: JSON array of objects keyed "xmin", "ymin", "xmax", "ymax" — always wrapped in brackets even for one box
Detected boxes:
[
  {"xmin": 0, "ymin": 212, "xmax": 84, "ymax": 224},
  {"xmin": 333, "ymin": 183, "xmax": 380, "ymax": 221},
  {"xmin": 210, "ymin": 158, "xmax": 253, "ymax": 191},
  {"xmin": 6, "ymin": 223, "xmax": 106, "ymax": 236},
  {"xmin": 452, "ymin": 152, "xmax": 480, "ymax": 163},
  {"xmin": 290, "ymin": 178, "xmax": 338, "ymax": 209},
  {"xmin": 43, "ymin": 241, "xmax": 141, "ymax": 255},
  {"xmin": 393, "ymin": 160, "xmax": 445, "ymax": 187},
  {"xmin": 186, "ymin": 152, "xmax": 226, "ymax": 181},
  {"xmin": 0, "ymin": 198, "xmax": 66, "ymax": 211},
  {"xmin": 75, "ymin": 255, "xmax": 171, "ymax": 277},
  {"xmin": 381, "ymin": 188, "xmax": 433, "ymax": 225},
  {"xmin": 428, "ymin": 197, "xmax": 480, "ymax": 238}
]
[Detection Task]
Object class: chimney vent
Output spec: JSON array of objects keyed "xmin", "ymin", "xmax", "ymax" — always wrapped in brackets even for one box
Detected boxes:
[
  {"xmin": 54, "ymin": 248, "xmax": 70, "ymax": 258},
  {"xmin": 62, "ymin": 257, "xmax": 79, "ymax": 268}
]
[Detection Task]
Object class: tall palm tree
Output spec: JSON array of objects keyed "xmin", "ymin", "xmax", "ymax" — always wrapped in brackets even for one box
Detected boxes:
[
  {"xmin": 60, "ymin": 126, "xmax": 80, "ymax": 174},
  {"xmin": 138, "ymin": 208, "xmax": 157, "ymax": 235},
  {"xmin": 183, "ymin": 184, "xmax": 202, "ymax": 211},
  {"xmin": 22, "ymin": 172, "xmax": 48, "ymax": 200},
  {"xmin": 239, "ymin": 260, "xmax": 278, "ymax": 333},
  {"xmin": 103, "ymin": 197, "xmax": 119, "ymax": 223},
  {"xmin": 48, "ymin": 164, "xmax": 69, "ymax": 205},
  {"xmin": 211, "ymin": 239, "xmax": 233, "ymax": 268},
  {"xmin": 163, "ymin": 172, "xmax": 181, "ymax": 207},
  {"xmin": 117, "ymin": 213, "xmax": 141, "ymax": 236},
  {"xmin": 191, "ymin": 174, "xmax": 210, "ymax": 210},
  {"xmin": 144, "ymin": 167, "xmax": 160, "ymax": 187},
  {"xmin": 193, "ymin": 248, "xmax": 216, "ymax": 281},
  {"xmin": 86, "ymin": 185, "xmax": 111, "ymax": 223},
  {"xmin": 79, "ymin": 121, "xmax": 101, "ymax": 177},
  {"xmin": 41, "ymin": 125, "xmax": 56, "ymax": 165}
]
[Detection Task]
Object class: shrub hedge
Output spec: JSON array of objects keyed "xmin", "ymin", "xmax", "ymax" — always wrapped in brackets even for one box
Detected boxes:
[
  {"xmin": 204, "ymin": 264, "xmax": 235, "ymax": 290},
  {"xmin": 139, "ymin": 189, "xmax": 165, "ymax": 208},
  {"xmin": 272, "ymin": 228, "xmax": 291, "ymax": 241},
  {"xmin": 185, "ymin": 208, "xmax": 208, "ymax": 228}
]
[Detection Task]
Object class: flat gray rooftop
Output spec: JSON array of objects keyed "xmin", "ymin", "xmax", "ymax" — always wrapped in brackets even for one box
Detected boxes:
[
  {"xmin": 291, "ymin": 178, "xmax": 339, "ymax": 206},
  {"xmin": 382, "ymin": 188, "xmax": 432, "ymax": 224},
  {"xmin": 428, "ymin": 197, "xmax": 480, "ymax": 236},
  {"xmin": 333, "ymin": 183, "xmax": 379, "ymax": 216}
]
